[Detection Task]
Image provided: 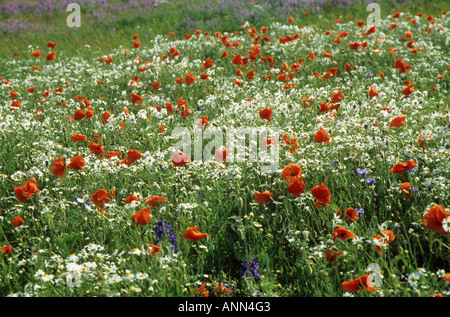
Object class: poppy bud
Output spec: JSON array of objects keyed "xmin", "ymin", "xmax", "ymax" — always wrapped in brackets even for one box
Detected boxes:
[
  {"xmin": 237, "ymin": 197, "xmax": 244, "ymax": 211},
  {"xmin": 305, "ymin": 264, "xmax": 313, "ymax": 276}
]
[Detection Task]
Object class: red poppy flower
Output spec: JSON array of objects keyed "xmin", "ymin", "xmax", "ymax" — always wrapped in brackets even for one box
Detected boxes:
[
  {"xmin": 306, "ymin": 52, "xmax": 316, "ymax": 60},
  {"xmin": 14, "ymin": 178, "xmax": 40, "ymax": 202},
  {"xmin": 342, "ymin": 275, "xmax": 376, "ymax": 292},
  {"xmin": 120, "ymin": 149, "xmax": 142, "ymax": 165},
  {"xmin": 46, "ymin": 51, "xmax": 56, "ymax": 62},
  {"xmin": 185, "ymin": 72, "xmax": 196, "ymax": 86},
  {"xmin": 166, "ymin": 103, "xmax": 174, "ymax": 115},
  {"xmin": 131, "ymin": 206, "xmax": 151, "ymax": 226},
  {"xmin": 31, "ymin": 50, "xmax": 42, "ymax": 58},
  {"xmin": 89, "ymin": 141, "xmax": 105, "ymax": 156},
  {"xmin": 247, "ymin": 69, "xmax": 255, "ymax": 79},
  {"xmin": 366, "ymin": 25, "xmax": 376, "ymax": 35},
  {"xmin": 10, "ymin": 100, "xmax": 22, "ymax": 110},
  {"xmin": 330, "ymin": 90, "xmax": 344, "ymax": 103},
  {"xmin": 394, "ymin": 58, "xmax": 412, "ymax": 73},
  {"xmin": 72, "ymin": 109, "xmax": 85, "ymax": 121},
  {"xmin": 254, "ymin": 191, "xmax": 271, "ymax": 205},
  {"xmin": 151, "ymin": 81, "xmax": 161, "ymax": 91},
  {"xmin": 368, "ymin": 86, "xmax": 379, "ymax": 98},
  {"xmin": 146, "ymin": 243, "xmax": 161, "ymax": 256},
  {"xmin": 389, "ymin": 160, "xmax": 416, "ymax": 174},
  {"xmin": 259, "ymin": 107, "xmax": 272, "ymax": 121},
  {"xmin": 183, "ymin": 225, "xmax": 210, "ymax": 241},
  {"xmin": 197, "ymin": 116, "xmax": 209, "ymax": 129},
  {"xmin": 287, "ymin": 178, "xmax": 306, "ymax": 197},
  {"xmin": 402, "ymin": 84, "xmax": 414, "ymax": 96},
  {"xmin": 101, "ymin": 111, "xmax": 112, "ymax": 124},
  {"xmin": 85, "ymin": 107, "xmax": 94, "ymax": 119},
  {"xmin": 106, "ymin": 151, "xmax": 122, "ymax": 159},
  {"xmin": 172, "ymin": 152, "xmax": 191, "ymax": 167},
  {"xmin": 373, "ymin": 230, "xmax": 396, "ymax": 256},
  {"xmin": 145, "ymin": 196, "xmax": 167, "ymax": 206},
  {"xmin": 261, "ymin": 137, "xmax": 278, "ymax": 150},
  {"xmin": 67, "ymin": 155, "xmax": 85, "ymax": 171},
  {"xmin": 51, "ymin": 157, "xmax": 65, "ymax": 177},
  {"xmin": 344, "ymin": 208, "xmax": 359, "ymax": 222},
  {"xmin": 314, "ymin": 128, "xmax": 330, "ymax": 144},
  {"xmin": 424, "ymin": 205, "xmax": 450, "ymax": 235},
  {"xmin": 203, "ymin": 58, "xmax": 214, "ymax": 70},
  {"xmin": 399, "ymin": 182, "xmax": 414, "ymax": 198},
  {"xmin": 325, "ymin": 248, "xmax": 342, "ymax": 264},
  {"xmin": 332, "ymin": 225, "xmax": 357, "ymax": 241},
  {"xmin": 281, "ymin": 163, "xmax": 302, "ymax": 183},
  {"xmin": 215, "ymin": 148, "xmax": 232, "ymax": 163},
  {"xmin": 2, "ymin": 245, "xmax": 13, "ymax": 255},
  {"xmin": 91, "ymin": 189, "xmax": 113, "ymax": 208},
  {"xmin": 390, "ymin": 116, "xmax": 406, "ymax": 128},
  {"xmin": 179, "ymin": 105, "xmax": 191, "ymax": 119},
  {"xmin": 124, "ymin": 194, "xmax": 140, "ymax": 204},
  {"xmin": 311, "ymin": 182, "xmax": 331, "ymax": 207},
  {"xmin": 319, "ymin": 101, "xmax": 330, "ymax": 112},
  {"xmin": 11, "ymin": 215, "xmax": 24, "ymax": 227},
  {"xmin": 232, "ymin": 54, "xmax": 244, "ymax": 66},
  {"xmin": 130, "ymin": 93, "xmax": 143, "ymax": 104}
]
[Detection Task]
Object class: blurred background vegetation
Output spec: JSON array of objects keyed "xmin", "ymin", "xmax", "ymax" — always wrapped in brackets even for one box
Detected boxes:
[{"xmin": 1, "ymin": 0, "xmax": 449, "ymax": 58}]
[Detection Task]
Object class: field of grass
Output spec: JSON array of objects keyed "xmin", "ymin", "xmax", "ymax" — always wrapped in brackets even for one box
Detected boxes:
[{"xmin": 0, "ymin": 0, "xmax": 449, "ymax": 299}]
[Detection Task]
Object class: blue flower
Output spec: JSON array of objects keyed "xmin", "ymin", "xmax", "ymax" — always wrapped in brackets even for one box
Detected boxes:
[
  {"xmin": 357, "ymin": 168, "xmax": 368, "ymax": 176},
  {"xmin": 154, "ymin": 219, "xmax": 178, "ymax": 252},
  {"xmin": 366, "ymin": 177, "xmax": 376, "ymax": 184},
  {"xmin": 240, "ymin": 258, "xmax": 260, "ymax": 279},
  {"xmin": 75, "ymin": 195, "xmax": 91, "ymax": 208},
  {"xmin": 356, "ymin": 208, "xmax": 364, "ymax": 215}
]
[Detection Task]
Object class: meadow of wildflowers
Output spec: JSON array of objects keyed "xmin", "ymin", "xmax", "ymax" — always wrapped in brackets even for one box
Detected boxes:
[{"xmin": 0, "ymin": 0, "xmax": 449, "ymax": 300}]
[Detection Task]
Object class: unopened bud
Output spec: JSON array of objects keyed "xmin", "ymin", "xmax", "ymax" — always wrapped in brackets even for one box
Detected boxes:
[
  {"xmin": 302, "ymin": 230, "xmax": 309, "ymax": 240},
  {"xmin": 237, "ymin": 197, "xmax": 244, "ymax": 211}
]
